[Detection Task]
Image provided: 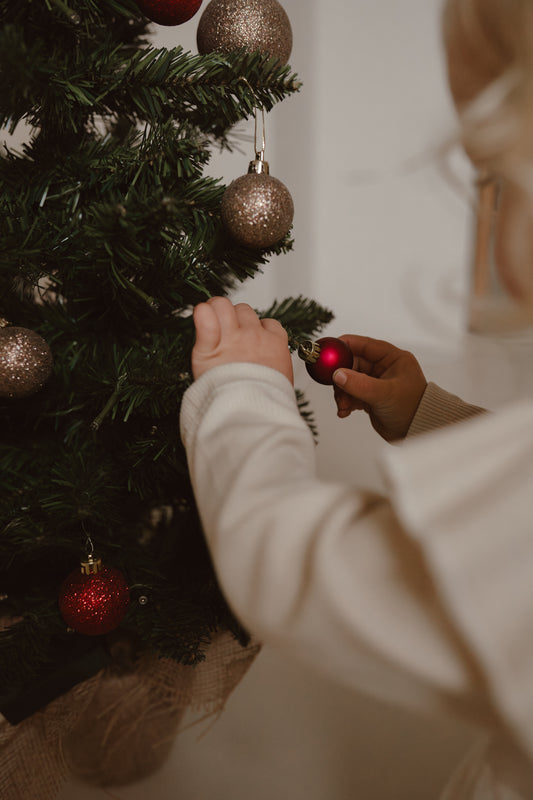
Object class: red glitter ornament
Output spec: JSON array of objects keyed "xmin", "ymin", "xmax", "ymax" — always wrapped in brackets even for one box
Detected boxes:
[
  {"xmin": 298, "ymin": 337, "xmax": 353, "ymax": 385},
  {"xmin": 136, "ymin": 0, "xmax": 202, "ymax": 25},
  {"xmin": 59, "ymin": 555, "xmax": 130, "ymax": 636}
]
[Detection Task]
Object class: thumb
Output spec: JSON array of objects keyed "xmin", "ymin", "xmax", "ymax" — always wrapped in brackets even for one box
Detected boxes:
[
  {"xmin": 193, "ymin": 302, "xmax": 221, "ymax": 354},
  {"xmin": 333, "ymin": 368, "xmax": 385, "ymax": 406}
]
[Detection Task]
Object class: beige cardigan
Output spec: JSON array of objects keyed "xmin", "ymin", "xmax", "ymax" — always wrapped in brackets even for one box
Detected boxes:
[{"xmin": 180, "ymin": 365, "xmax": 533, "ymax": 799}]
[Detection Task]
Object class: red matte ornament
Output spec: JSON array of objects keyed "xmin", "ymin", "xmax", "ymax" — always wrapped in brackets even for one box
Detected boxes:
[
  {"xmin": 299, "ymin": 337, "xmax": 353, "ymax": 385},
  {"xmin": 136, "ymin": 0, "xmax": 202, "ymax": 25},
  {"xmin": 59, "ymin": 556, "xmax": 130, "ymax": 636}
]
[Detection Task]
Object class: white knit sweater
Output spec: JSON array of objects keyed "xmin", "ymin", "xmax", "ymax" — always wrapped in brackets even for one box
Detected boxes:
[{"xmin": 180, "ymin": 364, "xmax": 533, "ymax": 799}]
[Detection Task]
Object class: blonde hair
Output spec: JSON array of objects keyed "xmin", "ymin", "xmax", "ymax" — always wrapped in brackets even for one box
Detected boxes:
[{"xmin": 443, "ymin": 0, "xmax": 533, "ymax": 304}]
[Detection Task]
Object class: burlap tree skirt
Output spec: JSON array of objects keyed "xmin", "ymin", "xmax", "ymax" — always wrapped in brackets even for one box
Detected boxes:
[{"xmin": 0, "ymin": 632, "xmax": 260, "ymax": 800}]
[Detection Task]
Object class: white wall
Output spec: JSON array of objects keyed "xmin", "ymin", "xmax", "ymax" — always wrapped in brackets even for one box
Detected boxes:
[{"xmin": 59, "ymin": 1, "xmax": 533, "ymax": 799}]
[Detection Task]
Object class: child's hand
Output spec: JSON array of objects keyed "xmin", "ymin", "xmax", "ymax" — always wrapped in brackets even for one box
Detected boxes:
[
  {"xmin": 191, "ymin": 297, "xmax": 294, "ymax": 384},
  {"xmin": 332, "ymin": 335, "xmax": 427, "ymax": 441}
]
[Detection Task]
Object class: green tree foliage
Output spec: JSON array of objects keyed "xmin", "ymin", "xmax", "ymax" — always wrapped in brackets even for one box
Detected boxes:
[{"xmin": 0, "ymin": 0, "xmax": 332, "ymax": 688}]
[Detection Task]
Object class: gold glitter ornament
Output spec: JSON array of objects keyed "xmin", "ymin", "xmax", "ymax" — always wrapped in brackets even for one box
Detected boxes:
[
  {"xmin": 197, "ymin": 0, "xmax": 292, "ymax": 65},
  {"xmin": 221, "ymin": 155, "xmax": 294, "ymax": 248},
  {"xmin": 0, "ymin": 320, "xmax": 53, "ymax": 399}
]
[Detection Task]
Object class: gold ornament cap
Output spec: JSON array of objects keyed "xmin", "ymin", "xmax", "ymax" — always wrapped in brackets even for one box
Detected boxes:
[
  {"xmin": 298, "ymin": 340, "xmax": 321, "ymax": 364},
  {"xmin": 80, "ymin": 554, "xmax": 103, "ymax": 575}
]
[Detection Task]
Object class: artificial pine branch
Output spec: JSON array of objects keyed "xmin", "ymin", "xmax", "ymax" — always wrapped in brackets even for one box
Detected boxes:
[
  {"xmin": 0, "ymin": 0, "xmax": 331, "ymax": 695},
  {"xmin": 260, "ymin": 295, "xmax": 335, "ymax": 342}
]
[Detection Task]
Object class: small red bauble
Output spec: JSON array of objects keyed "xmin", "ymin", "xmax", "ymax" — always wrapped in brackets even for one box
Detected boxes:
[
  {"xmin": 59, "ymin": 556, "xmax": 130, "ymax": 636},
  {"xmin": 136, "ymin": 0, "xmax": 202, "ymax": 25},
  {"xmin": 298, "ymin": 337, "xmax": 353, "ymax": 385}
]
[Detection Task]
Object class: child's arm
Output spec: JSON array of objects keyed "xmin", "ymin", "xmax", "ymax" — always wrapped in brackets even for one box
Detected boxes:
[
  {"xmin": 181, "ymin": 297, "xmax": 533, "ymax": 749},
  {"xmin": 180, "ymin": 355, "xmax": 478, "ymax": 721}
]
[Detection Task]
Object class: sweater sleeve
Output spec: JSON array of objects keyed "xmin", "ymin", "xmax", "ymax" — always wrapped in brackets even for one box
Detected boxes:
[
  {"xmin": 380, "ymin": 398, "xmax": 533, "ymax": 759},
  {"xmin": 179, "ymin": 363, "xmax": 517, "ymax": 729},
  {"xmin": 407, "ymin": 382, "xmax": 487, "ymax": 437}
]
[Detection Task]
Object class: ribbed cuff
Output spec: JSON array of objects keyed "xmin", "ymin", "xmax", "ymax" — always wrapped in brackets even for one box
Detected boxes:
[{"xmin": 407, "ymin": 382, "xmax": 487, "ymax": 438}]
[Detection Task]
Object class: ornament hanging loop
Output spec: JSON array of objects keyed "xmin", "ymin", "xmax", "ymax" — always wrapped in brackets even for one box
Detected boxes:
[
  {"xmin": 249, "ymin": 107, "xmax": 269, "ymax": 175},
  {"xmin": 81, "ymin": 524, "xmax": 101, "ymax": 574},
  {"xmin": 83, "ymin": 523, "xmax": 95, "ymax": 559},
  {"xmin": 254, "ymin": 106, "xmax": 266, "ymax": 162},
  {"xmin": 237, "ymin": 76, "xmax": 269, "ymax": 173}
]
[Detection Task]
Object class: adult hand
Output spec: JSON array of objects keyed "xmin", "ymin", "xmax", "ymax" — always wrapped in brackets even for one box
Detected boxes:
[
  {"xmin": 191, "ymin": 296, "xmax": 294, "ymax": 384},
  {"xmin": 332, "ymin": 335, "xmax": 427, "ymax": 441}
]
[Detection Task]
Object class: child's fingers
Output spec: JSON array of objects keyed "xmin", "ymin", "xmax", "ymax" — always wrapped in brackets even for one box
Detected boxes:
[
  {"xmin": 260, "ymin": 318, "xmax": 288, "ymax": 340},
  {"xmin": 206, "ymin": 296, "xmax": 239, "ymax": 335},
  {"xmin": 193, "ymin": 302, "xmax": 222, "ymax": 353},
  {"xmin": 234, "ymin": 302, "xmax": 261, "ymax": 328}
]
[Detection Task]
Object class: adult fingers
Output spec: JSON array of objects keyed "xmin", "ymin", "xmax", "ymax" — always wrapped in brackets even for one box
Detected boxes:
[
  {"xmin": 333, "ymin": 385, "xmax": 365, "ymax": 418},
  {"xmin": 332, "ymin": 367, "xmax": 387, "ymax": 407},
  {"xmin": 338, "ymin": 334, "xmax": 400, "ymax": 374},
  {"xmin": 193, "ymin": 302, "xmax": 222, "ymax": 353}
]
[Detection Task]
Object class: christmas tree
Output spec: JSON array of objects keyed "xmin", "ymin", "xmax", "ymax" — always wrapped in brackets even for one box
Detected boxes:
[{"xmin": 0, "ymin": 0, "xmax": 331, "ymax": 793}]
